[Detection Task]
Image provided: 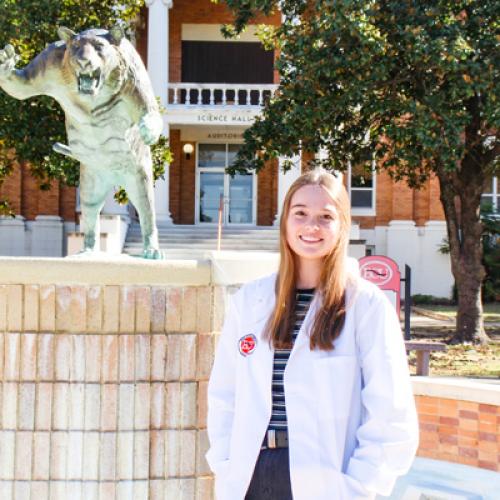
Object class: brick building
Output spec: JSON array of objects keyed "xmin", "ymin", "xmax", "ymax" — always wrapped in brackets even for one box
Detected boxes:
[{"xmin": 3, "ymin": 0, "xmax": 498, "ymax": 296}]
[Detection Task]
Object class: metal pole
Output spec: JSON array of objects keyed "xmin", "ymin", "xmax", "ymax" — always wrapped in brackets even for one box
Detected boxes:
[{"xmin": 404, "ymin": 264, "xmax": 411, "ymax": 340}]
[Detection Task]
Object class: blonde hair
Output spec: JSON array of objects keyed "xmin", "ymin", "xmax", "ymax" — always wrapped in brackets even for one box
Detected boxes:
[{"xmin": 266, "ymin": 168, "xmax": 351, "ymax": 350}]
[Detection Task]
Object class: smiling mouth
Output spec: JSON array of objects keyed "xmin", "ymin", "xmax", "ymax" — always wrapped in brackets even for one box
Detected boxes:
[
  {"xmin": 77, "ymin": 68, "xmax": 102, "ymax": 95},
  {"xmin": 300, "ymin": 235, "xmax": 322, "ymax": 243}
]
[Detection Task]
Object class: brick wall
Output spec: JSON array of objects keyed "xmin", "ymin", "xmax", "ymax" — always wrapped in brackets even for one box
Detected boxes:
[
  {"xmin": 168, "ymin": 131, "xmax": 196, "ymax": 225},
  {"xmin": 416, "ymin": 394, "xmax": 500, "ymax": 472},
  {"xmin": 257, "ymin": 159, "xmax": 278, "ymax": 226},
  {"xmin": 135, "ymin": 6, "xmax": 149, "ymax": 67},
  {"xmin": 0, "ymin": 275, "xmax": 230, "ymax": 499},
  {"xmin": 374, "ymin": 170, "xmax": 394, "ymax": 226},
  {"xmin": 0, "ymin": 162, "xmax": 76, "ymax": 222},
  {"xmin": 429, "ymin": 174, "xmax": 445, "ymax": 220},
  {"xmin": 169, "ymin": 130, "xmax": 182, "ymax": 223}
]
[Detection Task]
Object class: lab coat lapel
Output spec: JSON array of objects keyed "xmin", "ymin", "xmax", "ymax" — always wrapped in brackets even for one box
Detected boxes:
[
  {"xmin": 250, "ymin": 277, "xmax": 277, "ymax": 423},
  {"xmin": 252, "ymin": 275, "xmax": 276, "ymax": 336}
]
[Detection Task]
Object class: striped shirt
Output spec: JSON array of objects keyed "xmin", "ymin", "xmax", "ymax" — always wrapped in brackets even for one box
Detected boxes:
[{"xmin": 267, "ymin": 288, "xmax": 315, "ymax": 431}]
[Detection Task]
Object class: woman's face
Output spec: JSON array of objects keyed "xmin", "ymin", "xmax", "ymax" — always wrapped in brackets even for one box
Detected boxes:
[{"xmin": 286, "ymin": 184, "xmax": 340, "ymax": 262}]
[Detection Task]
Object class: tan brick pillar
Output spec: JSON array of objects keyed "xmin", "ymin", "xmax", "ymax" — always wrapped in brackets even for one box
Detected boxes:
[{"xmin": 0, "ymin": 262, "xmax": 221, "ymax": 499}]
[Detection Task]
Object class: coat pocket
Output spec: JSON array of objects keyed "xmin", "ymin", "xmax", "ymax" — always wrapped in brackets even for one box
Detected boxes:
[{"xmin": 313, "ymin": 355, "xmax": 358, "ymax": 419}]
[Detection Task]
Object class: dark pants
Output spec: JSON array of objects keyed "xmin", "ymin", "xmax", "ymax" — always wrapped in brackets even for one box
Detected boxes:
[{"xmin": 245, "ymin": 448, "xmax": 293, "ymax": 500}]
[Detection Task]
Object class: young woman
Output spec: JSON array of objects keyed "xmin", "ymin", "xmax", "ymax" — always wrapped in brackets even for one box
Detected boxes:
[{"xmin": 206, "ymin": 169, "xmax": 419, "ymax": 500}]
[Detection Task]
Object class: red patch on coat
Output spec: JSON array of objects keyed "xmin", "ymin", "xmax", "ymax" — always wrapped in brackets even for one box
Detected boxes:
[{"xmin": 239, "ymin": 334, "xmax": 257, "ymax": 356}]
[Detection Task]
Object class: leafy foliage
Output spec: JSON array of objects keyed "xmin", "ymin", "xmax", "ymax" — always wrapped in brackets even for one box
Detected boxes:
[
  {"xmin": 220, "ymin": 0, "xmax": 499, "ymax": 181},
  {"xmin": 0, "ymin": 0, "xmax": 162, "ymax": 207}
]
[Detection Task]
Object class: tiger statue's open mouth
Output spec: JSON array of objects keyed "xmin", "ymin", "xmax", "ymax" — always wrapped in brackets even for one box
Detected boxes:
[{"xmin": 78, "ymin": 68, "xmax": 102, "ymax": 95}]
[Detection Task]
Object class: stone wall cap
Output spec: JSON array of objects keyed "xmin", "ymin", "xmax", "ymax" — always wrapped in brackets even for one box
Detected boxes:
[
  {"xmin": 412, "ymin": 376, "xmax": 500, "ymax": 405},
  {"xmin": 208, "ymin": 250, "xmax": 279, "ymax": 285},
  {"xmin": 424, "ymin": 220, "xmax": 447, "ymax": 227},
  {"xmin": 0, "ymin": 256, "xmax": 211, "ymax": 286},
  {"xmin": 388, "ymin": 220, "xmax": 417, "ymax": 227}
]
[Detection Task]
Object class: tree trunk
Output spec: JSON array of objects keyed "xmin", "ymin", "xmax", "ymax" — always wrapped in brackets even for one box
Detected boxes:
[{"xmin": 437, "ymin": 163, "xmax": 490, "ymax": 344}]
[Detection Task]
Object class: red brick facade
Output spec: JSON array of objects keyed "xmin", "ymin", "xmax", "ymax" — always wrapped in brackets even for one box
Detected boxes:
[
  {"xmin": 416, "ymin": 395, "xmax": 500, "ymax": 472},
  {"xmin": 0, "ymin": 161, "xmax": 76, "ymax": 222},
  {"xmin": 376, "ymin": 173, "xmax": 444, "ymax": 228},
  {"xmin": 257, "ymin": 159, "xmax": 278, "ymax": 226},
  {"xmin": 169, "ymin": 129, "xmax": 183, "ymax": 223}
]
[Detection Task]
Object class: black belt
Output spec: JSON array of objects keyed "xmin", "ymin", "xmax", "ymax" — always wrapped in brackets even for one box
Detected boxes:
[{"xmin": 261, "ymin": 429, "xmax": 289, "ymax": 450}]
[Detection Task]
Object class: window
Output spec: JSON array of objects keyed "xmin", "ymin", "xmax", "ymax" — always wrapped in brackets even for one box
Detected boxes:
[
  {"xmin": 182, "ymin": 42, "xmax": 274, "ymax": 84},
  {"xmin": 482, "ymin": 176, "xmax": 499, "ymax": 214},
  {"xmin": 181, "ymin": 41, "xmax": 274, "ymax": 105},
  {"xmin": 348, "ymin": 161, "xmax": 376, "ymax": 214}
]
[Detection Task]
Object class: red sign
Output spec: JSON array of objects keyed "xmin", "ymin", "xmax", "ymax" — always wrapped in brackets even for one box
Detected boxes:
[{"xmin": 359, "ymin": 256, "xmax": 401, "ymax": 315}]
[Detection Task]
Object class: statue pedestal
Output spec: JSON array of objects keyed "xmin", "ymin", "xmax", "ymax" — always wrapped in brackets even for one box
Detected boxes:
[{"xmin": 67, "ymin": 214, "xmax": 130, "ymax": 256}]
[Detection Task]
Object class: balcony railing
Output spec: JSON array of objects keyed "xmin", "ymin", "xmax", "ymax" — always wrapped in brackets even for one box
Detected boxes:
[{"xmin": 167, "ymin": 83, "xmax": 278, "ymax": 107}]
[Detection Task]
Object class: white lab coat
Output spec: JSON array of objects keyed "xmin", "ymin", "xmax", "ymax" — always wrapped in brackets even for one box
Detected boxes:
[{"xmin": 206, "ymin": 271, "xmax": 419, "ymax": 500}]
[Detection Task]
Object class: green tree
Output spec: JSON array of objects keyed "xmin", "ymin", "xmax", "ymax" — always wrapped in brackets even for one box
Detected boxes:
[
  {"xmin": 220, "ymin": 0, "xmax": 499, "ymax": 344},
  {"xmin": 0, "ymin": 1, "xmax": 169, "ymax": 212}
]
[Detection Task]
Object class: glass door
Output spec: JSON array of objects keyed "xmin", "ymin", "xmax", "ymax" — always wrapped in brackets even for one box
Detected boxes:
[
  {"xmin": 197, "ymin": 143, "xmax": 256, "ymax": 225},
  {"xmin": 199, "ymin": 172, "xmax": 224, "ymax": 223},
  {"xmin": 228, "ymin": 173, "xmax": 253, "ymax": 224}
]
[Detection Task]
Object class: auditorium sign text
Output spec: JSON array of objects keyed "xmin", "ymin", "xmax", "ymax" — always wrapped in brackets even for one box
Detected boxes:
[{"xmin": 197, "ymin": 112, "xmax": 255, "ymax": 123}]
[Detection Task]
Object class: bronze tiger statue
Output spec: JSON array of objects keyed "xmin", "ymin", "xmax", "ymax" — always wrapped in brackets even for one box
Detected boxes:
[{"xmin": 0, "ymin": 26, "xmax": 163, "ymax": 259}]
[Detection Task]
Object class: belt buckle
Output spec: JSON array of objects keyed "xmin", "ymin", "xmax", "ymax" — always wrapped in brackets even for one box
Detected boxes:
[{"xmin": 267, "ymin": 429, "xmax": 276, "ymax": 449}]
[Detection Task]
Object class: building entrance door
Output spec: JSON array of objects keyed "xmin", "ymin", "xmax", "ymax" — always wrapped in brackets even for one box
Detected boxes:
[{"xmin": 196, "ymin": 144, "xmax": 256, "ymax": 225}]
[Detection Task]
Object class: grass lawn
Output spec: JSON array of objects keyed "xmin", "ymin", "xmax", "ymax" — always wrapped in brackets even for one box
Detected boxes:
[
  {"xmin": 408, "ymin": 340, "xmax": 500, "ymax": 378},
  {"xmin": 422, "ymin": 303, "xmax": 500, "ymax": 322}
]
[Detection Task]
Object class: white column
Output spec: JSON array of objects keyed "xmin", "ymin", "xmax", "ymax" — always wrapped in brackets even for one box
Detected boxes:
[
  {"xmin": 147, "ymin": 0, "xmax": 173, "ymax": 223},
  {"xmin": 273, "ymin": 153, "xmax": 302, "ymax": 226}
]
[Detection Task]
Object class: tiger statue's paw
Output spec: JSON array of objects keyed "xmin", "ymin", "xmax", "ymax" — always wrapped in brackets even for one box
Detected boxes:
[
  {"xmin": 139, "ymin": 111, "xmax": 163, "ymax": 145},
  {"xmin": 142, "ymin": 247, "xmax": 164, "ymax": 260},
  {"xmin": 0, "ymin": 44, "xmax": 18, "ymax": 78}
]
